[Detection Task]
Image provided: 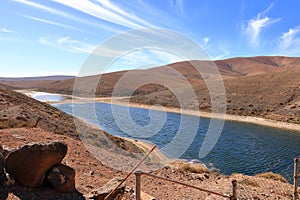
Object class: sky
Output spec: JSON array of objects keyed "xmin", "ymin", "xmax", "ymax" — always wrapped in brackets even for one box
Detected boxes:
[{"xmin": 1, "ymin": 0, "xmax": 300, "ymax": 77}]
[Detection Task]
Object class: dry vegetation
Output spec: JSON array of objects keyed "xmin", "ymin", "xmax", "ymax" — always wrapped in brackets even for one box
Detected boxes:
[{"xmin": 255, "ymin": 172, "xmax": 288, "ymax": 183}]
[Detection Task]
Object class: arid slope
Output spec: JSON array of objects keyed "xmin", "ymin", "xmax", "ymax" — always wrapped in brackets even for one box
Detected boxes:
[{"xmin": 1, "ymin": 56, "xmax": 300, "ymax": 123}]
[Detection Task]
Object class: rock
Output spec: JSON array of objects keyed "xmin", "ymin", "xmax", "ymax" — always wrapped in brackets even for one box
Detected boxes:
[
  {"xmin": 0, "ymin": 152, "xmax": 6, "ymax": 186},
  {"xmin": 4, "ymin": 173, "xmax": 15, "ymax": 187},
  {"xmin": 141, "ymin": 191, "xmax": 156, "ymax": 200},
  {"xmin": 46, "ymin": 164, "xmax": 76, "ymax": 193},
  {"xmin": 5, "ymin": 141, "xmax": 67, "ymax": 187},
  {"xmin": 204, "ymin": 174, "xmax": 210, "ymax": 179},
  {"xmin": 87, "ymin": 177, "xmax": 125, "ymax": 200}
]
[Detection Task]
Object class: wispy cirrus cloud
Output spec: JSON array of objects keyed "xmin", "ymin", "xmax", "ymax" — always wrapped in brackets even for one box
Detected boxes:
[
  {"xmin": 1, "ymin": 28, "xmax": 17, "ymax": 33},
  {"xmin": 13, "ymin": 0, "xmax": 122, "ymax": 33},
  {"xmin": 23, "ymin": 15, "xmax": 80, "ymax": 31},
  {"xmin": 202, "ymin": 37, "xmax": 210, "ymax": 49},
  {"xmin": 170, "ymin": 0, "xmax": 185, "ymax": 16},
  {"xmin": 39, "ymin": 36, "xmax": 97, "ymax": 54},
  {"xmin": 52, "ymin": 0, "xmax": 153, "ymax": 29},
  {"xmin": 243, "ymin": 4, "xmax": 280, "ymax": 46},
  {"xmin": 211, "ymin": 43, "xmax": 230, "ymax": 60},
  {"xmin": 278, "ymin": 26, "xmax": 300, "ymax": 55}
]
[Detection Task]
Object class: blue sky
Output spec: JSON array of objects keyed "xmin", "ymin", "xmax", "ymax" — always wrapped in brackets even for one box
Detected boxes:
[{"xmin": 1, "ymin": 0, "xmax": 299, "ymax": 77}]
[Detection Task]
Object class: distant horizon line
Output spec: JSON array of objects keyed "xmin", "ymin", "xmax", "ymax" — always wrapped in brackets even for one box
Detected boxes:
[{"xmin": 1, "ymin": 55, "xmax": 299, "ymax": 78}]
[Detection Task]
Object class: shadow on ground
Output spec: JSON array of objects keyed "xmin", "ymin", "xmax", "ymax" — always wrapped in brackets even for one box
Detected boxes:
[{"xmin": 0, "ymin": 185, "xmax": 85, "ymax": 200}]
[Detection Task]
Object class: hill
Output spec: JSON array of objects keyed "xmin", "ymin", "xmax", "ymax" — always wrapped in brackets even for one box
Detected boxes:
[
  {"xmin": 1, "ymin": 56, "xmax": 300, "ymax": 124},
  {"xmin": 37, "ymin": 57, "xmax": 300, "ymax": 123},
  {"xmin": 0, "ymin": 82, "xmax": 297, "ymax": 199},
  {"xmin": 0, "ymin": 75, "xmax": 74, "ymax": 89}
]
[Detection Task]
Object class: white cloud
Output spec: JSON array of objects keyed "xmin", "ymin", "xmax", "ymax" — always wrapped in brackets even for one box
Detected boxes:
[
  {"xmin": 202, "ymin": 37, "xmax": 210, "ymax": 49},
  {"xmin": 170, "ymin": 0, "xmax": 185, "ymax": 16},
  {"xmin": 211, "ymin": 43, "xmax": 230, "ymax": 60},
  {"xmin": 23, "ymin": 15, "xmax": 80, "ymax": 31},
  {"xmin": 52, "ymin": 0, "xmax": 153, "ymax": 29},
  {"xmin": 243, "ymin": 4, "xmax": 280, "ymax": 46},
  {"xmin": 279, "ymin": 26, "xmax": 300, "ymax": 50},
  {"xmin": 278, "ymin": 26, "xmax": 300, "ymax": 55},
  {"xmin": 14, "ymin": 0, "xmax": 121, "ymax": 33},
  {"xmin": 39, "ymin": 36, "xmax": 97, "ymax": 54},
  {"xmin": 212, "ymin": 51, "xmax": 230, "ymax": 60},
  {"xmin": 106, "ymin": 49, "xmax": 184, "ymax": 73},
  {"xmin": 1, "ymin": 28, "xmax": 17, "ymax": 33}
]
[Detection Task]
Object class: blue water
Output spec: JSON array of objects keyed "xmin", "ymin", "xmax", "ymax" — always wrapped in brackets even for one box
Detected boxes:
[
  {"xmin": 33, "ymin": 92, "xmax": 64, "ymax": 102},
  {"xmin": 54, "ymin": 102, "xmax": 300, "ymax": 182}
]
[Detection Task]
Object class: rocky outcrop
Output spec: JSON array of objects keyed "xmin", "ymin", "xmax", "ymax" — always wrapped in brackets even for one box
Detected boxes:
[
  {"xmin": 87, "ymin": 177, "xmax": 125, "ymax": 200},
  {"xmin": 46, "ymin": 164, "xmax": 75, "ymax": 193},
  {"xmin": 0, "ymin": 151, "xmax": 6, "ymax": 186},
  {"xmin": 5, "ymin": 141, "xmax": 67, "ymax": 187}
]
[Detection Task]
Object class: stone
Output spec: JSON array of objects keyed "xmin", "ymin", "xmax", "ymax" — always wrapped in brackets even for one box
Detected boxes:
[
  {"xmin": 141, "ymin": 191, "xmax": 156, "ymax": 200},
  {"xmin": 46, "ymin": 164, "xmax": 76, "ymax": 193},
  {"xmin": 5, "ymin": 141, "xmax": 67, "ymax": 187},
  {"xmin": 87, "ymin": 177, "xmax": 125, "ymax": 200},
  {"xmin": 4, "ymin": 173, "xmax": 15, "ymax": 187},
  {"xmin": 0, "ymin": 152, "xmax": 6, "ymax": 186}
]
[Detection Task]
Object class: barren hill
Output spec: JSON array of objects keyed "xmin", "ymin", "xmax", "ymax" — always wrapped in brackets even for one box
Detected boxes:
[
  {"xmin": 0, "ymin": 75, "xmax": 74, "ymax": 90},
  {"xmin": 1, "ymin": 56, "xmax": 300, "ymax": 124},
  {"xmin": 48, "ymin": 57, "xmax": 300, "ymax": 123}
]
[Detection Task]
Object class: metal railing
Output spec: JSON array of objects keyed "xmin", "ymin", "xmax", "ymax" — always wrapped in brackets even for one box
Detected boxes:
[{"xmin": 134, "ymin": 170, "xmax": 238, "ymax": 200}]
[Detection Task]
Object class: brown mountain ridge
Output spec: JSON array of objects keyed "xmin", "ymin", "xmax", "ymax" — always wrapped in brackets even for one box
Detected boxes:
[{"xmin": 2, "ymin": 56, "xmax": 300, "ymax": 124}]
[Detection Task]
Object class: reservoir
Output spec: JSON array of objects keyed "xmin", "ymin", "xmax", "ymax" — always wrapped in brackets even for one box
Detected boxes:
[{"xmin": 54, "ymin": 102, "xmax": 300, "ymax": 183}]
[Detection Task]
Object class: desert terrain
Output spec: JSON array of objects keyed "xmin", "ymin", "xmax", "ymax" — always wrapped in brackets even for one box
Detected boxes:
[
  {"xmin": 1, "ymin": 56, "xmax": 300, "ymax": 199},
  {"xmin": 1, "ymin": 56, "xmax": 299, "ymax": 125}
]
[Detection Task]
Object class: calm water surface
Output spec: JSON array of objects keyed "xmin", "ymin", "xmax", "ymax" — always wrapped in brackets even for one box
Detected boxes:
[
  {"xmin": 54, "ymin": 102, "xmax": 300, "ymax": 182},
  {"xmin": 33, "ymin": 92, "xmax": 64, "ymax": 102}
]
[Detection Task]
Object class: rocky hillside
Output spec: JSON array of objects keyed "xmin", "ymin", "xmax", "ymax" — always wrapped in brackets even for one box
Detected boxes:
[
  {"xmin": 0, "ymin": 86, "xmax": 140, "ymax": 152},
  {"xmin": 0, "ymin": 86, "xmax": 77, "ymax": 137},
  {"xmin": 1, "ymin": 56, "xmax": 299, "ymax": 124},
  {"xmin": 0, "ymin": 82, "xmax": 298, "ymax": 199}
]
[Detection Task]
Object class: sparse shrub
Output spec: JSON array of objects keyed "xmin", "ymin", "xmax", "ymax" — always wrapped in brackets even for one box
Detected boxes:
[
  {"xmin": 176, "ymin": 163, "xmax": 190, "ymax": 173},
  {"xmin": 239, "ymin": 178, "xmax": 259, "ymax": 187},
  {"xmin": 188, "ymin": 163, "xmax": 210, "ymax": 174},
  {"xmin": 255, "ymin": 172, "xmax": 287, "ymax": 183},
  {"xmin": 173, "ymin": 161, "xmax": 210, "ymax": 174}
]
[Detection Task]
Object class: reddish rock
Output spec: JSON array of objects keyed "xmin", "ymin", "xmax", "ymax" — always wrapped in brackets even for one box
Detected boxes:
[
  {"xmin": 46, "ymin": 164, "xmax": 76, "ymax": 193},
  {"xmin": 5, "ymin": 141, "xmax": 67, "ymax": 187},
  {"xmin": 87, "ymin": 177, "xmax": 125, "ymax": 200},
  {"xmin": 0, "ymin": 152, "xmax": 5, "ymax": 186}
]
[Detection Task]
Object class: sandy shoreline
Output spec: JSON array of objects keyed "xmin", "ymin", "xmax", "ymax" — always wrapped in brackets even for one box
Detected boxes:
[{"xmin": 17, "ymin": 89, "xmax": 300, "ymax": 132}]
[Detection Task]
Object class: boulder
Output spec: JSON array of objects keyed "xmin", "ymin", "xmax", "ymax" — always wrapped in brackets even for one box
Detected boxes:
[
  {"xmin": 87, "ymin": 177, "xmax": 125, "ymax": 200},
  {"xmin": 5, "ymin": 141, "xmax": 67, "ymax": 187},
  {"xmin": 141, "ymin": 191, "xmax": 156, "ymax": 200},
  {"xmin": 0, "ymin": 152, "xmax": 6, "ymax": 186},
  {"xmin": 46, "ymin": 164, "xmax": 75, "ymax": 193}
]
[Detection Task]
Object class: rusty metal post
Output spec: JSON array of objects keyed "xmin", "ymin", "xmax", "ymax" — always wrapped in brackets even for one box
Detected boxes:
[
  {"xmin": 104, "ymin": 145, "xmax": 156, "ymax": 200},
  {"xmin": 294, "ymin": 158, "xmax": 299, "ymax": 200},
  {"xmin": 135, "ymin": 170, "xmax": 142, "ymax": 200},
  {"xmin": 230, "ymin": 180, "xmax": 237, "ymax": 200}
]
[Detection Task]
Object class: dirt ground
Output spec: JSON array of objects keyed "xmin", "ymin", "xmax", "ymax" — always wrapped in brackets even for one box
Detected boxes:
[{"xmin": 0, "ymin": 127, "xmax": 297, "ymax": 200}]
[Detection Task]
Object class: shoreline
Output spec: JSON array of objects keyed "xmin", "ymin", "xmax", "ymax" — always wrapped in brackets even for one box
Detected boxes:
[{"xmin": 17, "ymin": 89, "xmax": 300, "ymax": 132}]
